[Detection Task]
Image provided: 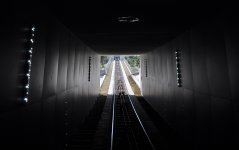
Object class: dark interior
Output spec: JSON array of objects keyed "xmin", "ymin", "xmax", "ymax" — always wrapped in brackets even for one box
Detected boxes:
[{"xmin": 0, "ymin": 1, "xmax": 238, "ymax": 149}]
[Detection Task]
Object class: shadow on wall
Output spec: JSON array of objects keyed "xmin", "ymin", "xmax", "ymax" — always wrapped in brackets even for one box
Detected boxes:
[
  {"xmin": 0, "ymin": 9, "xmax": 100, "ymax": 149},
  {"xmin": 141, "ymin": 15, "xmax": 239, "ymax": 149}
]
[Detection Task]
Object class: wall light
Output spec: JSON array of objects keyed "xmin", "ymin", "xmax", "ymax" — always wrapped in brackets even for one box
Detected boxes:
[
  {"xmin": 23, "ymin": 25, "xmax": 36, "ymax": 103},
  {"xmin": 88, "ymin": 56, "xmax": 92, "ymax": 82},
  {"xmin": 118, "ymin": 16, "xmax": 139, "ymax": 23},
  {"xmin": 144, "ymin": 58, "xmax": 148, "ymax": 77},
  {"xmin": 175, "ymin": 50, "xmax": 182, "ymax": 87}
]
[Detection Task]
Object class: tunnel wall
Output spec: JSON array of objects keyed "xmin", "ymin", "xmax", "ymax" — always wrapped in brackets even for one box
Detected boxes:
[
  {"xmin": 0, "ymin": 9, "xmax": 100, "ymax": 149},
  {"xmin": 141, "ymin": 17, "xmax": 239, "ymax": 149}
]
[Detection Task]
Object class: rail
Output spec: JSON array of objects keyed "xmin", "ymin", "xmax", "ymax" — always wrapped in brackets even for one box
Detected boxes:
[
  {"xmin": 110, "ymin": 62, "xmax": 116, "ymax": 150},
  {"xmin": 110, "ymin": 60, "xmax": 156, "ymax": 150}
]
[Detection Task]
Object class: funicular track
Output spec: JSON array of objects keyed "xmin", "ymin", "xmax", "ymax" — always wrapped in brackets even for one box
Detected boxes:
[{"xmin": 111, "ymin": 60, "xmax": 155, "ymax": 150}]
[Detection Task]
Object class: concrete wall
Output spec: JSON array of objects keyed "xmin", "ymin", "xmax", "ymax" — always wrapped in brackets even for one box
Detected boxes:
[
  {"xmin": 141, "ymin": 16, "xmax": 239, "ymax": 149},
  {"xmin": 0, "ymin": 8, "xmax": 100, "ymax": 149}
]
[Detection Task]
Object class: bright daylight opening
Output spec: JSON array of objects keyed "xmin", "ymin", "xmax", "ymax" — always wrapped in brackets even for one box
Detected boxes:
[{"xmin": 100, "ymin": 55, "xmax": 141, "ymax": 95}]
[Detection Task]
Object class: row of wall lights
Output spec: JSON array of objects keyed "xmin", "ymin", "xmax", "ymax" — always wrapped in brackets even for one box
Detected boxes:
[
  {"xmin": 144, "ymin": 58, "xmax": 148, "ymax": 77},
  {"xmin": 175, "ymin": 50, "xmax": 182, "ymax": 87},
  {"xmin": 23, "ymin": 26, "xmax": 36, "ymax": 103},
  {"xmin": 88, "ymin": 56, "xmax": 92, "ymax": 81}
]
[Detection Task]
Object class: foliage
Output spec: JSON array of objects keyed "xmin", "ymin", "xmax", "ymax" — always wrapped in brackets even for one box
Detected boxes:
[
  {"xmin": 125, "ymin": 56, "xmax": 140, "ymax": 68},
  {"xmin": 125, "ymin": 55, "xmax": 140, "ymax": 74},
  {"xmin": 100, "ymin": 56, "xmax": 109, "ymax": 68}
]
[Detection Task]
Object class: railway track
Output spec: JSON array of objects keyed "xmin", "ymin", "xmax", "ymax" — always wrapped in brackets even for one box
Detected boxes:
[{"xmin": 110, "ymin": 60, "xmax": 155, "ymax": 150}]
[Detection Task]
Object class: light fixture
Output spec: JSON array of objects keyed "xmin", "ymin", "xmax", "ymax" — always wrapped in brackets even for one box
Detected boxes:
[
  {"xmin": 175, "ymin": 50, "xmax": 182, "ymax": 87},
  {"xmin": 23, "ymin": 25, "xmax": 36, "ymax": 103},
  {"xmin": 88, "ymin": 56, "xmax": 92, "ymax": 82},
  {"xmin": 118, "ymin": 16, "xmax": 139, "ymax": 23}
]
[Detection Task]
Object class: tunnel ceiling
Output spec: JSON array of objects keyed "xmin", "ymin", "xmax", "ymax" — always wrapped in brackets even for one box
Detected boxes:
[{"xmin": 48, "ymin": 1, "xmax": 228, "ymax": 54}]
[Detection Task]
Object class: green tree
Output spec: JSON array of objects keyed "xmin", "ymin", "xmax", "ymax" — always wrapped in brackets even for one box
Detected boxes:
[
  {"xmin": 125, "ymin": 56, "xmax": 140, "ymax": 68},
  {"xmin": 100, "ymin": 56, "xmax": 109, "ymax": 68}
]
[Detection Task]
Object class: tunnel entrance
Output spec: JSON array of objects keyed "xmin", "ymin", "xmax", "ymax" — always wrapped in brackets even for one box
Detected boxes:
[{"xmin": 100, "ymin": 55, "xmax": 141, "ymax": 90}]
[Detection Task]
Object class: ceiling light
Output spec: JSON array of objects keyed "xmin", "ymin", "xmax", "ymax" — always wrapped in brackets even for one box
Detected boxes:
[{"xmin": 118, "ymin": 16, "xmax": 139, "ymax": 23}]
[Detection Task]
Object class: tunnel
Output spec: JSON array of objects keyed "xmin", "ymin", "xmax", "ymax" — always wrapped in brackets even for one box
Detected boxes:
[{"xmin": 0, "ymin": 1, "xmax": 239, "ymax": 150}]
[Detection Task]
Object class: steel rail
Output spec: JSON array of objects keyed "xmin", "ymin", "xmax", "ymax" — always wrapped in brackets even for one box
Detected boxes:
[
  {"xmin": 119, "ymin": 61, "xmax": 156, "ymax": 150},
  {"xmin": 111, "ymin": 60, "xmax": 156, "ymax": 150},
  {"xmin": 110, "ymin": 61, "xmax": 116, "ymax": 150}
]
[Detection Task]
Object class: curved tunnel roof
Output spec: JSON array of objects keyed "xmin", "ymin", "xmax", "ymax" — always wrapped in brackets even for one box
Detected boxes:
[{"xmin": 48, "ymin": 1, "xmax": 230, "ymax": 54}]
